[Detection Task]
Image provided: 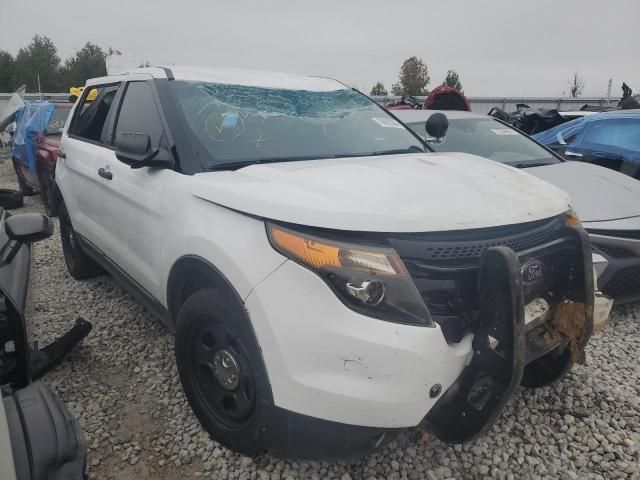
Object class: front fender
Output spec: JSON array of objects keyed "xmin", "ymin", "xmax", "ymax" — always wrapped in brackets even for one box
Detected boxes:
[{"xmin": 161, "ymin": 194, "xmax": 285, "ymax": 308}]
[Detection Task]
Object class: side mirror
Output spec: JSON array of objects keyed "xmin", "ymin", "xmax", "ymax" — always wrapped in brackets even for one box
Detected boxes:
[
  {"xmin": 115, "ymin": 132, "xmax": 173, "ymax": 169},
  {"xmin": 5, "ymin": 213, "xmax": 54, "ymax": 244},
  {"xmin": 425, "ymin": 113, "xmax": 449, "ymax": 141}
]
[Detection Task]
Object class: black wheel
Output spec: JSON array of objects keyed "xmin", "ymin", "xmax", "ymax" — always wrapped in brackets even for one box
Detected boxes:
[
  {"xmin": 38, "ymin": 170, "xmax": 59, "ymax": 217},
  {"xmin": 0, "ymin": 188, "xmax": 23, "ymax": 209},
  {"xmin": 176, "ymin": 288, "xmax": 268, "ymax": 455},
  {"xmin": 59, "ymin": 202, "xmax": 103, "ymax": 279},
  {"xmin": 11, "ymin": 158, "xmax": 36, "ymax": 196},
  {"xmin": 520, "ymin": 346, "xmax": 572, "ymax": 388}
]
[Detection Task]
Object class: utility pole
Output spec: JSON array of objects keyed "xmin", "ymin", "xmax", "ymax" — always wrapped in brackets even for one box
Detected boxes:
[
  {"xmin": 606, "ymin": 78, "xmax": 612, "ymax": 106},
  {"xmin": 37, "ymin": 73, "xmax": 42, "ymax": 100}
]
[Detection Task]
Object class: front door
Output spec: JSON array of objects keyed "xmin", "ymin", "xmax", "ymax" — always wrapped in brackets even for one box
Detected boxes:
[{"xmin": 98, "ymin": 80, "xmax": 171, "ymax": 300}]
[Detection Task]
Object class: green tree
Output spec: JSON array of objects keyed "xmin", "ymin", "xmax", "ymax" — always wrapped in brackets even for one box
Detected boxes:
[
  {"xmin": 13, "ymin": 34, "xmax": 61, "ymax": 91},
  {"xmin": 0, "ymin": 50, "xmax": 16, "ymax": 91},
  {"xmin": 391, "ymin": 56, "xmax": 430, "ymax": 96},
  {"xmin": 568, "ymin": 72, "xmax": 585, "ymax": 97},
  {"xmin": 442, "ymin": 69, "xmax": 463, "ymax": 90},
  {"xmin": 59, "ymin": 42, "xmax": 109, "ymax": 88},
  {"xmin": 370, "ymin": 81, "xmax": 388, "ymax": 96}
]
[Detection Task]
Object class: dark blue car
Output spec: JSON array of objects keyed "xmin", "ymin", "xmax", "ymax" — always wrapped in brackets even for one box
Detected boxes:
[{"xmin": 533, "ymin": 110, "xmax": 640, "ymax": 179}]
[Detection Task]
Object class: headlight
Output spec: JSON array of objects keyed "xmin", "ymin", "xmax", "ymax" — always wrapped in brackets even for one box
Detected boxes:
[
  {"xmin": 565, "ymin": 207, "xmax": 581, "ymax": 227},
  {"xmin": 267, "ymin": 223, "xmax": 434, "ymax": 326}
]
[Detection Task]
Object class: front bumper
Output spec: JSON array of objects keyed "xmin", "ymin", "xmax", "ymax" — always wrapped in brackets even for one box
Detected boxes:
[
  {"xmin": 589, "ymin": 231, "xmax": 640, "ymax": 304},
  {"xmin": 245, "ymin": 260, "xmax": 474, "ymax": 430},
  {"xmin": 245, "ymin": 223, "xmax": 593, "ymax": 454}
]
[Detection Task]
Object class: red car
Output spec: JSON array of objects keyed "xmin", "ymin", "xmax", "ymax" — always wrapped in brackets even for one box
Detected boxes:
[
  {"xmin": 12, "ymin": 102, "xmax": 73, "ymax": 217},
  {"xmin": 386, "ymin": 86, "xmax": 471, "ymax": 112}
]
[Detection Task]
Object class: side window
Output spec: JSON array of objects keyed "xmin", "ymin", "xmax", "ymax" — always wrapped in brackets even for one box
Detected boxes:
[
  {"xmin": 69, "ymin": 85, "xmax": 119, "ymax": 143},
  {"xmin": 584, "ymin": 120, "xmax": 640, "ymax": 151},
  {"xmin": 114, "ymin": 82, "xmax": 166, "ymax": 150}
]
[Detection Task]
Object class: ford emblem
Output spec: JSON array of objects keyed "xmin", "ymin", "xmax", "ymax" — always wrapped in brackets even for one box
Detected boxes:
[{"xmin": 521, "ymin": 259, "xmax": 545, "ymax": 286}]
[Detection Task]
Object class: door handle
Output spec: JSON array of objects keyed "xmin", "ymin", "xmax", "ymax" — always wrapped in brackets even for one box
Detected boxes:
[{"xmin": 98, "ymin": 167, "xmax": 113, "ymax": 180}]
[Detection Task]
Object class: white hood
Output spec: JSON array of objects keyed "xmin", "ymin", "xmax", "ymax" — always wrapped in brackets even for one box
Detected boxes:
[{"xmin": 190, "ymin": 153, "xmax": 572, "ymax": 233}]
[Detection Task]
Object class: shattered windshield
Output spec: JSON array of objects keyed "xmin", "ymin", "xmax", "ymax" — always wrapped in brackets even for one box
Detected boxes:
[
  {"xmin": 409, "ymin": 118, "xmax": 560, "ymax": 167},
  {"xmin": 169, "ymin": 81, "xmax": 424, "ymax": 169}
]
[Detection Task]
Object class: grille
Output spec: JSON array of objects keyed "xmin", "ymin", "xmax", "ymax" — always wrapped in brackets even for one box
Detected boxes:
[
  {"xmin": 389, "ymin": 216, "xmax": 572, "ymax": 336},
  {"xmin": 602, "ymin": 265, "xmax": 640, "ymax": 299},
  {"xmin": 392, "ymin": 217, "xmax": 564, "ymax": 264},
  {"xmin": 594, "ymin": 244, "xmax": 636, "ymax": 259}
]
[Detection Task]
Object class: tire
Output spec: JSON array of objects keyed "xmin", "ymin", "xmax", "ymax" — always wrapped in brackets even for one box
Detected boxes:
[
  {"xmin": 38, "ymin": 170, "xmax": 59, "ymax": 217},
  {"xmin": 0, "ymin": 188, "xmax": 24, "ymax": 209},
  {"xmin": 175, "ymin": 288, "xmax": 268, "ymax": 455},
  {"xmin": 12, "ymin": 158, "xmax": 37, "ymax": 196},
  {"xmin": 59, "ymin": 202, "xmax": 104, "ymax": 280},
  {"xmin": 520, "ymin": 345, "xmax": 572, "ymax": 388}
]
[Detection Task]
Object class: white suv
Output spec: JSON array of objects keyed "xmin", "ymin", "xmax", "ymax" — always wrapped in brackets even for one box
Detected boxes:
[{"xmin": 55, "ymin": 66, "xmax": 593, "ymax": 458}]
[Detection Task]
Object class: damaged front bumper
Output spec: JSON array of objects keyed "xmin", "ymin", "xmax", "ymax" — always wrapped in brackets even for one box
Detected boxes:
[
  {"xmin": 423, "ymin": 226, "xmax": 593, "ymax": 443},
  {"xmin": 244, "ymin": 217, "xmax": 594, "ymax": 457}
]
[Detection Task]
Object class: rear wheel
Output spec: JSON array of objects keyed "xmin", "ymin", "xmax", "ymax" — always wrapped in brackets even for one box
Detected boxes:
[
  {"xmin": 38, "ymin": 170, "xmax": 58, "ymax": 217},
  {"xmin": 11, "ymin": 158, "xmax": 36, "ymax": 196},
  {"xmin": 175, "ymin": 288, "xmax": 267, "ymax": 455},
  {"xmin": 59, "ymin": 202, "xmax": 103, "ymax": 279}
]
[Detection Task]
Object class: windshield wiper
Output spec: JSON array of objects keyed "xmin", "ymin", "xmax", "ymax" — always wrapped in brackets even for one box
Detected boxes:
[
  {"xmin": 206, "ymin": 147, "xmax": 426, "ymax": 171},
  {"xmin": 511, "ymin": 161, "xmax": 556, "ymax": 169},
  {"xmin": 206, "ymin": 155, "xmax": 335, "ymax": 171},
  {"xmin": 354, "ymin": 146, "xmax": 426, "ymax": 157}
]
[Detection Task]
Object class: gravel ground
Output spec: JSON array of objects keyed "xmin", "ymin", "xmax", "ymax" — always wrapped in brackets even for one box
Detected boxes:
[{"xmin": 1, "ymin": 151, "xmax": 639, "ymax": 480}]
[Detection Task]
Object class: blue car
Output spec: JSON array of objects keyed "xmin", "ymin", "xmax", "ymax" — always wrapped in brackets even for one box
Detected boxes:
[{"xmin": 533, "ymin": 110, "xmax": 640, "ymax": 179}]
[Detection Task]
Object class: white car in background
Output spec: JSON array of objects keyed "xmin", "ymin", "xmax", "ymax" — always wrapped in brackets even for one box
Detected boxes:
[
  {"xmin": 396, "ymin": 109, "xmax": 640, "ymax": 311},
  {"xmin": 55, "ymin": 66, "xmax": 593, "ymax": 457}
]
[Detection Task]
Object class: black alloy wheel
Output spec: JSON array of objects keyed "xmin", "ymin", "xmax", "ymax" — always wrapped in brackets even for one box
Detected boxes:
[{"xmin": 176, "ymin": 288, "xmax": 267, "ymax": 454}]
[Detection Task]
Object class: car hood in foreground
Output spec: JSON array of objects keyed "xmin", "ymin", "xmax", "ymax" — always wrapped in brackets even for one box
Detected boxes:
[
  {"xmin": 190, "ymin": 153, "xmax": 571, "ymax": 233},
  {"xmin": 527, "ymin": 162, "xmax": 640, "ymax": 224}
]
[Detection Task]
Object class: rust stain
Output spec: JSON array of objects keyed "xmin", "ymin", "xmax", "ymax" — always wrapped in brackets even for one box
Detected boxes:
[{"xmin": 553, "ymin": 301, "xmax": 587, "ymax": 364}]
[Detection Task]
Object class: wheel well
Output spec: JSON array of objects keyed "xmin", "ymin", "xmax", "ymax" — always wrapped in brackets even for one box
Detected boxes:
[{"xmin": 167, "ymin": 256, "xmax": 243, "ymax": 322}]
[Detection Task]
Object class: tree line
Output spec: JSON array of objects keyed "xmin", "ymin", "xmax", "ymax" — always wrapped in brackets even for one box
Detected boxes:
[
  {"xmin": 370, "ymin": 56, "xmax": 463, "ymax": 97},
  {"xmin": 1, "ymin": 36, "xmax": 588, "ymax": 99},
  {"xmin": 370, "ymin": 56, "xmax": 587, "ymax": 98},
  {"xmin": 0, "ymin": 34, "xmax": 120, "ymax": 93}
]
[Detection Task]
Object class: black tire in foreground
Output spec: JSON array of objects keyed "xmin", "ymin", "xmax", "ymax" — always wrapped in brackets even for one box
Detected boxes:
[
  {"xmin": 0, "ymin": 188, "xmax": 24, "ymax": 210},
  {"xmin": 59, "ymin": 202, "xmax": 103, "ymax": 279},
  {"xmin": 175, "ymin": 288, "xmax": 269, "ymax": 455}
]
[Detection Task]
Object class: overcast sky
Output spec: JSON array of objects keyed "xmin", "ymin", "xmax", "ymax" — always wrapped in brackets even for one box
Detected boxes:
[{"xmin": 1, "ymin": 0, "xmax": 638, "ymax": 97}]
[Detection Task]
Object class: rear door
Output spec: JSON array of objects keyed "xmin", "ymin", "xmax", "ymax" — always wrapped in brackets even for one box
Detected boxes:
[
  {"xmin": 58, "ymin": 84, "xmax": 121, "ymax": 248},
  {"xmin": 98, "ymin": 80, "xmax": 171, "ymax": 299}
]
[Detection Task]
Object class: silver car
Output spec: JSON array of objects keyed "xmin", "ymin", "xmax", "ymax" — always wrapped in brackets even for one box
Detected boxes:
[{"xmin": 395, "ymin": 109, "xmax": 640, "ymax": 305}]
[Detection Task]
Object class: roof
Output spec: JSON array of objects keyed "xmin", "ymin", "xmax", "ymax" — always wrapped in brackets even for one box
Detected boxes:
[
  {"xmin": 86, "ymin": 65, "xmax": 347, "ymax": 92},
  {"xmin": 393, "ymin": 109, "xmax": 485, "ymax": 123}
]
